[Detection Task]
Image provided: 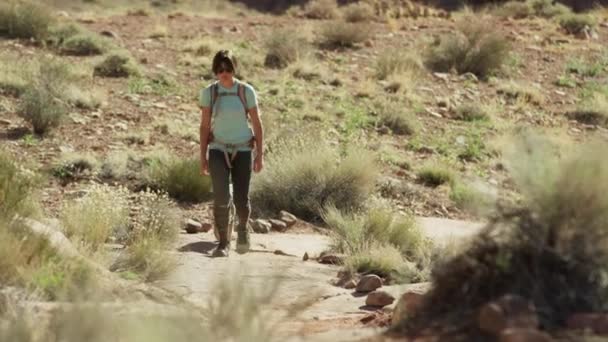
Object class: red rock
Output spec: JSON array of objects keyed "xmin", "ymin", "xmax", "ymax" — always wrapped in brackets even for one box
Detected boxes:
[
  {"xmin": 319, "ymin": 254, "xmax": 345, "ymax": 265},
  {"xmin": 391, "ymin": 291, "xmax": 425, "ymax": 327},
  {"xmin": 356, "ymin": 275, "xmax": 383, "ymax": 293},
  {"xmin": 366, "ymin": 290, "xmax": 395, "ymax": 307}
]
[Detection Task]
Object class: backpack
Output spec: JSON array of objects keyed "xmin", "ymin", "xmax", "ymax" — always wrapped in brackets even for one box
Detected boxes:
[
  {"xmin": 207, "ymin": 80, "xmax": 255, "ymax": 166},
  {"xmin": 209, "ymin": 80, "xmax": 248, "ymax": 119}
]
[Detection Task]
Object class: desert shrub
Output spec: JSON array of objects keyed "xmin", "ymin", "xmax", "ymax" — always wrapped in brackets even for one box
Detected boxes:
[
  {"xmin": 417, "ymin": 165, "xmax": 455, "ymax": 187},
  {"xmin": 394, "ymin": 135, "xmax": 608, "ymax": 338},
  {"xmin": 17, "ymin": 58, "xmax": 71, "ymax": 135},
  {"xmin": 343, "ymin": 2, "xmax": 375, "ymax": 22},
  {"xmin": 0, "ymin": 0, "xmax": 53, "ymax": 40},
  {"xmin": 324, "ymin": 205, "xmax": 432, "ymax": 282},
  {"xmin": 93, "ymin": 53, "xmax": 139, "ymax": 78},
  {"xmin": 319, "ymin": 21, "xmax": 371, "ymax": 49},
  {"xmin": 263, "ymin": 29, "xmax": 307, "ymax": 69},
  {"xmin": 52, "ymin": 154, "xmax": 97, "ymax": 184},
  {"xmin": 304, "ymin": 0, "xmax": 339, "ymax": 19},
  {"xmin": 110, "ymin": 190, "xmax": 179, "ymax": 282},
  {"xmin": 559, "ymin": 13, "xmax": 596, "ymax": 35},
  {"xmin": 454, "ymin": 103, "xmax": 490, "ymax": 121},
  {"xmin": 147, "ymin": 156, "xmax": 212, "ymax": 203},
  {"xmin": 567, "ymin": 92, "xmax": 608, "ymax": 127},
  {"xmin": 497, "ymin": 80, "xmax": 545, "ymax": 105},
  {"xmin": 60, "ymin": 33, "xmax": 107, "ymax": 56},
  {"xmin": 0, "ymin": 52, "xmax": 30, "ymax": 96},
  {"xmin": 425, "ymin": 16, "xmax": 510, "ymax": 79},
  {"xmin": 251, "ymin": 136, "xmax": 377, "ymax": 223},
  {"xmin": 375, "ymin": 50, "xmax": 423, "ymax": 81},
  {"xmin": 529, "ymin": 0, "xmax": 570, "ymax": 17},
  {"xmin": 0, "ymin": 151, "xmax": 37, "ymax": 219},
  {"xmin": 60, "ymin": 184, "xmax": 130, "ymax": 252},
  {"xmin": 494, "ymin": 1, "xmax": 532, "ymax": 18},
  {"xmin": 374, "ymin": 100, "xmax": 419, "ymax": 135}
]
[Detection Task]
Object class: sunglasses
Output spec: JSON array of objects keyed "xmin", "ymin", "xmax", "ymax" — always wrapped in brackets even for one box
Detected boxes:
[{"xmin": 216, "ymin": 66, "xmax": 233, "ymax": 74}]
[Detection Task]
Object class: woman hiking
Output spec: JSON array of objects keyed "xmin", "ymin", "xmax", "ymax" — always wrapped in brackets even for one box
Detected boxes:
[{"xmin": 199, "ymin": 50, "xmax": 264, "ymax": 257}]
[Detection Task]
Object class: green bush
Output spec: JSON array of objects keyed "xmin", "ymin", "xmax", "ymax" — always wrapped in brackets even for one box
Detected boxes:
[
  {"xmin": 319, "ymin": 21, "xmax": 371, "ymax": 49},
  {"xmin": 93, "ymin": 53, "xmax": 139, "ymax": 78},
  {"xmin": 263, "ymin": 30, "xmax": 307, "ymax": 69},
  {"xmin": 559, "ymin": 13, "xmax": 596, "ymax": 35},
  {"xmin": 110, "ymin": 190, "xmax": 179, "ymax": 282},
  {"xmin": 18, "ymin": 59, "xmax": 73, "ymax": 135},
  {"xmin": 60, "ymin": 184, "xmax": 130, "ymax": 252},
  {"xmin": 425, "ymin": 17, "xmax": 510, "ymax": 79},
  {"xmin": 417, "ymin": 165, "xmax": 454, "ymax": 187},
  {"xmin": 251, "ymin": 136, "xmax": 377, "ymax": 223},
  {"xmin": 454, "ymin": 103, "xmax": 490, "ymax": 121},
  {"xmin": 494, "ymin": 1, "xmax": 532, "ymax": 19},
  {"xmin": 0, "ymin": 151, "xmax": 37, "ymax": 219},
  {"xmin": 304, "ymin": 0, "xmax": 339, "ymax": 19},
  {"xmin": 343, "ymin": 2, "xmax": 375, "ymax": 23},
  {"xmin": 324, "ymin": 206, "xmax": 432, "ymax": 282},
  {"xmin": 148, "ymin": 156, "xmax": 212, "ymax": 203},
  {"xmin": 375, "ymin": 51, "xmax": 423, "ymax": 81},
  {"xmin": 60, "ymin": 33, "xmax": 107, "ymax": 56},
  {"xmin": 395, "ymin": 137, "xmax": 608, "ymax": 338},
  {"xmin": 375, "ymin": 100, "xmax": 419, "ymax": 135},
  {"xmin": 567, "ymin": 93, "xmax": 608, "ymax": 127},
  {"xmin": 0, "ymin": 0, "xmax": 53, "ymax": 40},
  {"xmin": 529, "ymin": 0, "xmax": 570, "ymax": 18}
]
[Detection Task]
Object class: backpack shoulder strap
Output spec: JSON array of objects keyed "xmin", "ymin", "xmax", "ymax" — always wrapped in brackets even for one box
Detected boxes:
[
  {"xmin": 210, "ymin": 82, "xmax": 219, "ymax": 115},
  {"xmin": 236, "ymin": 81, "xmax": 248, "ymax": 117}
]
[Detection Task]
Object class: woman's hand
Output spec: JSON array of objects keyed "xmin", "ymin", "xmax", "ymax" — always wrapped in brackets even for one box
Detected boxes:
[
  {"xmin": 253, "ymin": 154, "xmax": 264, "ymax": 173},
  {"xmin": 200, "ymin": 157, "xmax": 209, "ymax": 176}
]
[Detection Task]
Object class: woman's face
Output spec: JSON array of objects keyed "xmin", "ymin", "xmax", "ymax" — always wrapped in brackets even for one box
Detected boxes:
[{"xmin": 216, "ymin": 63, "xmax": 234, "ymax": 83}]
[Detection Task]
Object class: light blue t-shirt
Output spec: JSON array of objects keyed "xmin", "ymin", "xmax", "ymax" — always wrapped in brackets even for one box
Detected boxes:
[{"xmin": 199, "ymin": 79, "xmax": 258, "ymax": 152}]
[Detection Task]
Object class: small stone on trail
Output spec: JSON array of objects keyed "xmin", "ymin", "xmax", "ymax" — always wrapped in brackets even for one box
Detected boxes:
[
  {"xmin": 200, "ymin": 222, "xmax": 212, "ymax": 233},
  {"xmin": 303, "ymin": 252, "xmax": 309, "ymax": 261},
  {"xmin": 344, "ymin": 279, "xmax": 357, "ymax": 289},
  {"xmin": 366, "ymin": 290, "xmax": 395, "ymax": 307},
  {"xmin": 185, "ymin": 219, "xmax": 202, "ymax": 234},
  {"xmin": 279, "ymin": 210, "xmax": 297, "ymax": 227},
  {"xmin": 356, "ymin": 275, "xmax": 383, "ymax": 293},
  {"xmin": 269, "ymin": 219, "xmax": 287, "ymax": 232},
  {"xmin": 392, "ymin": 291, "xmax": 425, "ymax": 327},
  {"xmin": 252, "ymin": 219, "xmax": 271, "ymax": 233}
]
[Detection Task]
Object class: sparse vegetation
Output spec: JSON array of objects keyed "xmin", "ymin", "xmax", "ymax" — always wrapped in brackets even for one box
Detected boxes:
[
  {"xmin": 18, "ymin": 58, "xmax": 72, "ymax": 135},
  {"xmin": 395, "ymin": 137, "xmax": 608, "ymax": 338},
  {"xmin": 425, "ymin": 16, "xmax": 510, "ymax": 79},
  {"xmin": 110, "ymin": 190, "xmax": 179, "ymax": 282},
  {"xmin": 94, "ymin": 53, "xmax": 139, "ymax": 78},
  {"xmin": 324, "ymin": 205, "xmax": 432, "ymax": 282},
  {"xmin": 375, "ymin": 51, "xmax": 423, "ymax": 81},
  {"xmin": 147, "ymin": 156, "xmax": 213, "ymax": 203},
  {"xmin": 497, "ymin": 80, "xmax": 545, "ymax": 105},
  {"xmin": 0, "ymin": 0, "xmax": 53, "ymax": 40},
  {"xmin": 375, "ymin": 100, "xmax": 419, "ymax": 135},
  {"xmin": 60, "ymin": 184, "xmax": 130, "ymax": 252},
  {"xmin": 343, "ymin": 2, "xmax": 375, "ymax": 23},
  {"xmin": 417, "ymin": 164, "xmax": 454, "ymax": 187},
  {"xmin": 319, "ymin": 21, "xmax": 371, "ymax": 49},
  {"xmin": 303, "ymin": 0, "xmax": 339, "ymax": 19},
  {"xmin": 454, "ymin": 103, "xmax": 490, "ymax": 121},
  {"xmin": 567, "ymin": 92, "xmax": 608, "ymax": 127},
  {"xmin": 559, "ymin": 13, "xmax": 596, "ymax": 35},
  {"xmin": 251, "ymin": 136, "xmax": 377, "ymax": 223},
  {"xmin": 60, "ymin": 33, "xmax": 107, "ymax": 56},
  {"xmin": 263, "ymin": 30, "xmax": 307, "ymax": 69}
]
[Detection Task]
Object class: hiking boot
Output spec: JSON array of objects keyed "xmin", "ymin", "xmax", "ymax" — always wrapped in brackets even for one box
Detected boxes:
[
  {"xmin": 212, "ymin": 240, "xmax": 230, "ymax": 257},
  {"xmin": 236, "ymin": 226, "xmax": 250, "ymax": 254}
]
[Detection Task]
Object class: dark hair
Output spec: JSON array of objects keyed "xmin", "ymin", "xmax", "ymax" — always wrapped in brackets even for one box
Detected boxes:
[{"xmin": 212, "ymin": 50, "xmax": 237, "ymax": 74}]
